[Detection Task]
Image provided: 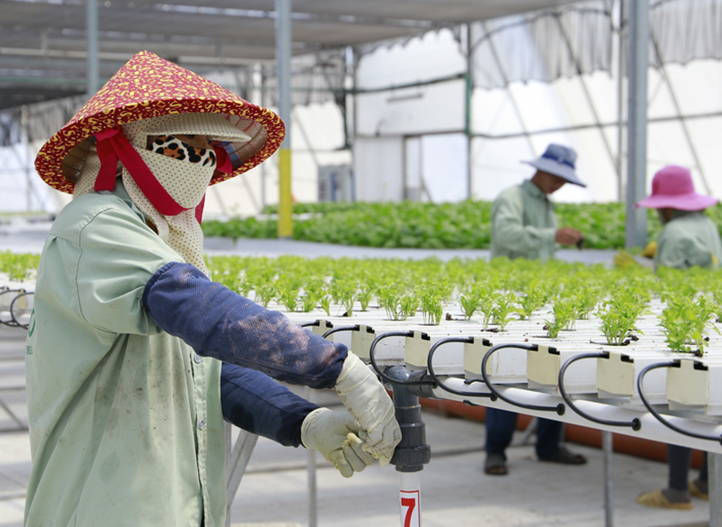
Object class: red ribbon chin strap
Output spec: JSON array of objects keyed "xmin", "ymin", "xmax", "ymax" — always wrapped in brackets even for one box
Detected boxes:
[
  {"xmin": 94, "ymin": 127, "xmax": 189, "ymax": 217},
  {"xmin": 213, "ymin": 145, "xmax": 233, "ymax": 175},
  {"xmin": 195, "ymin": 194, "xmax": 206, "ymax": 224}
]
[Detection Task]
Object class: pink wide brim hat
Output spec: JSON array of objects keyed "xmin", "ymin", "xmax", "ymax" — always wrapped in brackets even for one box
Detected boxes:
[
  {"xmin": 35, "ymin": 50, "xmax": 285, "ymax": 194},
  {"xmin": 635, "ymin": 165, "xmax": 718, "ymax": 210}
]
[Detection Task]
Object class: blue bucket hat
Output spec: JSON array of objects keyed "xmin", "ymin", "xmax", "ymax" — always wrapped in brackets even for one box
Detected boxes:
[{"xmin": 522, "ymin": 143, "xmax": 586, "ymax": 187}]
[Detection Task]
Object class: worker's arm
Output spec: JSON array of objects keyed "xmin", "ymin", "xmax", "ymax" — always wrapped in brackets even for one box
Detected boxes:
[
  {"xmin": 220, "ymin": 362, "xmax": 318, "ymax": 447},
  {"xmin": 144, "ymin": 261, "xmax": 346, "ymax": 388},
  {"xmin": 144, "ymin": 261, "xmax": 401, "ymax": 463},
  {"xmin": 222, "ymin": 363, "xmax": 375, "ymax": 476}
]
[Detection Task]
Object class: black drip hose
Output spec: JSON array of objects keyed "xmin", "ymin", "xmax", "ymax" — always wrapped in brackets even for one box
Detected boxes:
[
  {"xmin": 369, "ymin": 331, "xmax": 435, "ymax": 387},
  {"xmin": 558, "ymin": 352, "xmax": 641, "ymax": 431},
  {"xmin": 10, "ymin": 291, "xmax": 33, "ymax": 330},
  {"xmin": 301, "ymin": 321, "xmax": 324, "ymax": 328},
  {"xmin": 322, "ymin": 325, "xmax": 359, "ymax": 339},
  {"xmin": 426, "ymin": 336, "xmax": 491, "ymax": 397},
  {"xmin": 0, "ymin": 289, "xmax": 26, "ymax": 328},
  {"xmin": 481, "ymin": 342, "xmax": 565, "ymax": 415},
  {"xmin": 637, "ymin": 360, "xmax": 722, "ymax": 445}
]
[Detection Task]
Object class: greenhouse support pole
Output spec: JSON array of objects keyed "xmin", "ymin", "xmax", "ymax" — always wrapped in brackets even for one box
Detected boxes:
[
  {"xmin": 275, "ymin": 0, "xmax": 293, "ymax": 237},
  {"xmin": 711, "ymin": 453, "xmax": 722, "ymax": 527},
  {"xmin": 615, "ymin": 0, "xmax": 626, "ymax": 202},
  {"xmin": 602, "ymin": 431, "xmax": 614, "ymax": 527},
  {"xmin": 303, "ymin": 386, "xmax": 318, "ymax": 527},
  {"xmin": 624, "ymin": 0, "xmax": 648, "ymax": 249},
  {"xmin": 465, "ymin": 23, "xmax": 473, "ymax": 200},
  {"xmin": 259, "ymin": 65, "xmax": 267, "ymax": 211},
  {"xmin": 85, "ymin": 0, "xmax": 99, "ymax": 98}
]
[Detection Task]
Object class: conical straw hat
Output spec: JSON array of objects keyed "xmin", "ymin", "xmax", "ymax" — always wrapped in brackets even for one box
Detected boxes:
[{"xmin": 35, "ymin": 50, "xmax": 285, "ymax": 193}]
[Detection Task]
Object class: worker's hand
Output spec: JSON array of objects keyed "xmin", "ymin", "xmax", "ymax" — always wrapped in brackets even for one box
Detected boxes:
[
  {"xmin": 334, "ymin": 352, "xmax": 401, "ymax": 466},
  {"xmin": 555, "ymin": 227, "xmax": 584, "ymax": 246},
  {"xmin": 641, "ymin": 241, "xmax": 657, "ymax": 259},
  {"xmin": 613, "ymin": 250, "xmax": 640, "ymax": 269},
  {"xmin": 301, "ymin": 408, "xmax": 376, "ymax": 478}
]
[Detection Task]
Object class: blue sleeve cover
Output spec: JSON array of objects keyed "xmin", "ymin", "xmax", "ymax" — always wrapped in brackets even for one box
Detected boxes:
[
  {"xmin": 220, "ymin": 362, "xmax": 318, "ymax": 447},
  {"xmin": 143, "ymin": 262, "xmax": 347, "ymax": 389}
]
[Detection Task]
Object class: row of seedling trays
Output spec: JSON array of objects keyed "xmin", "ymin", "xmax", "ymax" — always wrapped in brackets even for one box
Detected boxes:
[{"xmin": 4, "ymin": 254, "xmax": 722, "ymax": 448}]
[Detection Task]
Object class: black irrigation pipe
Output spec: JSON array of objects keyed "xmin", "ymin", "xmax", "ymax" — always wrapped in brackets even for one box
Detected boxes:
[
  {"xmin": 368, "ymin": 331, "xmax": 435, "ymax": 387},
  {"xmin": 426, "ymin": 336, "xmax": 491, "ymax": 398},
  {"xmin": 10, "ymin": 291, "xmax": 33, "ymax": 330},
  {"xmin": 0, "ymin": 289, "xmax": 31, "ymax": 329},
  {"xmin": 322, "ymin": 325, "xmax": 359, "ymax": 339},
  {"xmin": 301, "ymin": 321, "xmax": 326, "ymax": 328},
  {"xmin": 637, "ymin": 360, "xmax": 722, "ymax": 445},
  {"xmin": 481, "ymin": 342, "xmax": 565, "ymax": 415},
  {"xmin": 558, "ymin": 351, "xmax": 641, "ymax": 431}
]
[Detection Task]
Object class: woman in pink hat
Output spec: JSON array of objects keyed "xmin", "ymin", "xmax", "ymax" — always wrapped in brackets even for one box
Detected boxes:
[
  {"xmin": 25, "ymin": 51, "xmax": 400, "ymax": 527},
  {"xmin": 635, "ymin": 165, "xmax": 722, "ymax": 270},
  {"xmin": 635, "ymin": 165, "xmax": 721, "ymax": 510}
]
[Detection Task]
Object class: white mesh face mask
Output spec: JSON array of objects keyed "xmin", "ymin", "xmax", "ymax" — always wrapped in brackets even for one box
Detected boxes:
[{"xmin": 73, "ymin": 113, "xmax": 248, "ymax": 277}]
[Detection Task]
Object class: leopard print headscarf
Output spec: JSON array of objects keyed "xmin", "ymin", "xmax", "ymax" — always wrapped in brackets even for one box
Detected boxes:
[{"xmin": 147, "ymin": 135, "xmax": 218, "ymax": 167}]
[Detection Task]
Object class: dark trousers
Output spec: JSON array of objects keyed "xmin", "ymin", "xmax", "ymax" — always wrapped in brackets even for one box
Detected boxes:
[
  {"xmin": 668, "ymin": 445, "xmax": 708, "ymax": 491},
  {"xmin": 485, "ymin": 407, "xmax": 561, "ymax": 459}
]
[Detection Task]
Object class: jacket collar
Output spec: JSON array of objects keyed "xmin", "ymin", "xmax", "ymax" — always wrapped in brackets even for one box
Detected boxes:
[{"xmin": 521, "ymin": 179, "xmax": 548, "ymax": 200}]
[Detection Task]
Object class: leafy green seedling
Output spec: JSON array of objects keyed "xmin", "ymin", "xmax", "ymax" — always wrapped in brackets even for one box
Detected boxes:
[{"xmin": 491, "ymin": 292, "xmax": 518, "ymax": 331}]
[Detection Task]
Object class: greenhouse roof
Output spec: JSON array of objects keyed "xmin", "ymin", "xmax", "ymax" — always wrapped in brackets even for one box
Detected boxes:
[{"xmin": 0, "ymin": 0, "xmax": 581, "ymax": 109}]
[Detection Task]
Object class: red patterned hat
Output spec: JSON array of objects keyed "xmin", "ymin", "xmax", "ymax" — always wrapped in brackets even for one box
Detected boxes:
[{"xmin": 35, "ymin": 50, "xmax": 285, "ymax": 194}]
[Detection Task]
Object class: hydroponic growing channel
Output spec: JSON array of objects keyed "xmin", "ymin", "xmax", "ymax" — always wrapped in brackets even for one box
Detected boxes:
[{"xmin": 4, "ymin": 252, "xmax": 722, "ymax": 450}]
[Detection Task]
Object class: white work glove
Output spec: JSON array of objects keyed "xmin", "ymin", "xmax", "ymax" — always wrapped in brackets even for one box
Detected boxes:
[
  {"xmin": 301, "ymin": 408, "xmax": 376, "ymax": 478},
  {"xmin": 334, "ymin": 352, "xmax": 402, "ymax": 466}
]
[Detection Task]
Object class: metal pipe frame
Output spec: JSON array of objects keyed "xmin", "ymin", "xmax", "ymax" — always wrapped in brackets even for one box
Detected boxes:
[{"xmin": 624, "ymin": 0, "xmax": 649, "ymax": 249}]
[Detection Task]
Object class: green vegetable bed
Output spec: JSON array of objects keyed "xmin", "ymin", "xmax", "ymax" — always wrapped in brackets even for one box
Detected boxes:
[{"xmin": 202, "ymin": 200, "xmax": 722, "ymax": 250}]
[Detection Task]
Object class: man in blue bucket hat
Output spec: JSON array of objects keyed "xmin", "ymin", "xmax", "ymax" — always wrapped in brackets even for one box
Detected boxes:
[
  {"xmin": 490, "ymin": 143, "xmax": 585, "ymax": 262},
  {"xmin": 485, "ymin": 143, "xmax": 587, "ymax": 475}
]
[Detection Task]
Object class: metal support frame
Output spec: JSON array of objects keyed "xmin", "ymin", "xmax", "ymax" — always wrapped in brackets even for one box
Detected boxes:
[
  {"xmin": 615, "ymin": 0, "xmax": 626, "ymax": 202},
  {"xmin": 304, "ymin": 386, "xmax": 318, "ymax": 527},
  {"xmin": 478, "ymin": 22, "xmax": 537, "ymax": 157},
  {"xmin": 275, "ymin": 0, "xmax": 293, "ymax": 237},
  {"xmin": 712, "ymin": 453, "xmax": 722, "ymax": 526},
  {"xmin": 624, "ymin": 0, "xmax": 649, "ymax": 249},
  {"xmin": 85, "ymin": 0, "xmax": 99, "ymax": 98},
  {"xmin": 555, "ymin": 14, "xmax": 621, "ymax": 192},
  {"xmin": 465, "ymin": 24, "xmax": 473, "ymax": 200},
  {"xmin": 224, "ymin": 424, "xmax": 259, "ymax": 527},
  {"xmin": 602, "ymin": 431, "xmax": 614, "ymax": 527}
]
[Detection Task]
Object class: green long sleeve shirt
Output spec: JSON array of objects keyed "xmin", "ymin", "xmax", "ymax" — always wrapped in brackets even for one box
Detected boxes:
[
  {"xmin": 655, "ymin": 210, "xmax": 722, "ymax": 270},
  {"xmin": 25, "ymin": 186, "xmax": 226, "ymax": 527},
  {"xmin": 490, "ymin": 180, "xmax": 558, "ymax": 262}
]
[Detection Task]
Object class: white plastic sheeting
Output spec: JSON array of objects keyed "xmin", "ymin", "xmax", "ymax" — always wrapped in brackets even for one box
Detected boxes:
[
  {"xmin": 352, "ymin": 22, "xmax": 722, "ymax": 205},
  {"xmin": 0, "ymin": 141, "xmax": 64, "ymax": 213}
]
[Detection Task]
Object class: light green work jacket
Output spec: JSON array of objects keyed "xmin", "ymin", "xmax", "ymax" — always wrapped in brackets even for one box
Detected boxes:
[
  {"xmin": 25, "ymin": 184, "xmax": 226, "ymax": 527},
  {"xmin": 655, "ymin": 210, "xmax": 722, "ymax": 270},
  {"xmin": 490, "ymin": 179, "xmax": 558, "ymax": 262}
]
